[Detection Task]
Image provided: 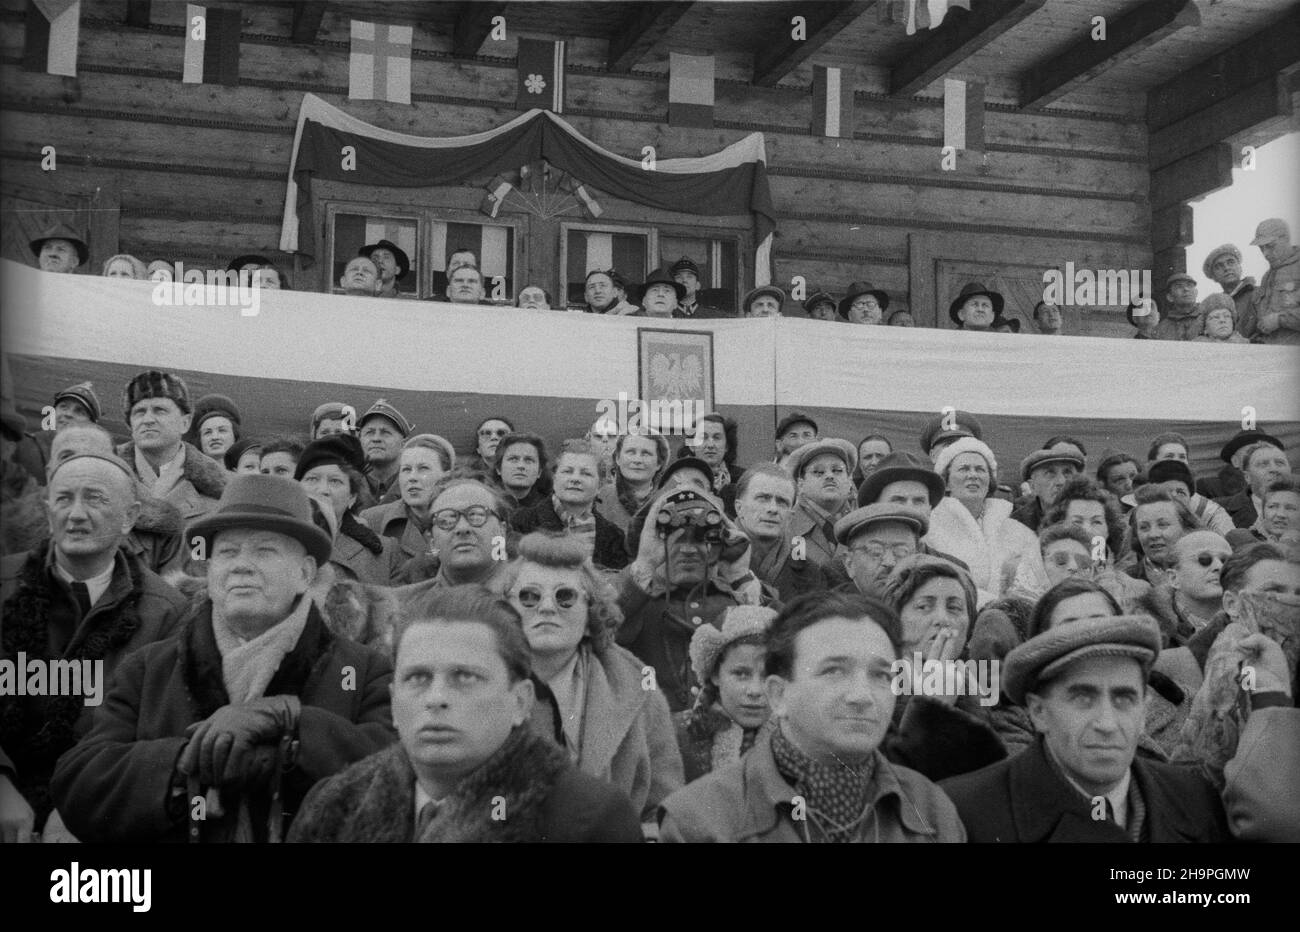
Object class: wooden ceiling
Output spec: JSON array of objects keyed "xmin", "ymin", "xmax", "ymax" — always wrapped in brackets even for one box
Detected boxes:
[{"xmin": 116, "ymin": 0, "xmax": 1300, "ymax": 111}]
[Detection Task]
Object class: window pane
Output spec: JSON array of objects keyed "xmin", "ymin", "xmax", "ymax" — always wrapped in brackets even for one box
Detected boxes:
[
  {"xmin": 566, "ymin": 229, "xmax": 648, "ymax": 308},
  {"xmin": 332, "ymin": 214, "xmax": 418, "ymax": 295},
  {"xmin": 660, "ymin": 235, "xmax": 738, "ymax": 311},
  {"xmin": 431, "ymin": 222, "xmax": 514, "ymax": 302}
]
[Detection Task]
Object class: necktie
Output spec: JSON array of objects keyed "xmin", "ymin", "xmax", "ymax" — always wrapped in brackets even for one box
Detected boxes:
[
  {"xmin": 70, "ymin": 580, "xmax": 93, "ymax": 618},
  {"xmin": 1104, "ymin": 798, "xmax": 1121, "ymax": 828},
  {"xmin": 415, "ymin": 801, "xmax": 438, "ymax": 840}
]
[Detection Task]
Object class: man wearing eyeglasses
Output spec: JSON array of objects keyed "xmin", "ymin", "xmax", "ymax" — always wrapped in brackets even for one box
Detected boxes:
[
  {"xmin": 834, "ymin": 503, "xmax": 927, "ymax": 599},
  {"xmin": 1132, "ymin": 530, "xmax": 1235, "ymax": 648},
  {"xmin": 396, "ymin": 479, "xmax": 512, "ymax": 589}
]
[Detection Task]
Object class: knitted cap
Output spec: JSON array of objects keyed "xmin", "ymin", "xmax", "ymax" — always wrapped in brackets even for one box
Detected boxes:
[
  {"xmin": 53, "ymin": 382, "xmax": 102, "ymax": 423},
  {"xmin": 688, "ymin": 606, "xmax": 778, "ymax": 685},
  {"xmin": 123, "ymin": 370, "xmax": 191, "ymax": 419}
]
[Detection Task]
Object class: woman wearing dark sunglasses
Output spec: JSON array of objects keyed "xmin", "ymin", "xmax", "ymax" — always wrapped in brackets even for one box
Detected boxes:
[{"xmin": 505, "ymin": 533, "xmax": 683, "ymax": 836}]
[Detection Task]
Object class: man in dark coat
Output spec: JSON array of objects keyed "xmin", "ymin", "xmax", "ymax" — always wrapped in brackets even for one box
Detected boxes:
[
  {"xmin": 51, "ymin": 475, "xmax": 396, "ymax": 843},
  {"xmin": 0, "ymin": 453, "xmax": 188, "ymax": 841},
  {"xmin": 289, "ymin": 585, "xmax": 641, "ymax": 842},
  {"xmin": 670, "ymin": 256, "xmax": 730, "ymax": 318},
  {"xmin": 733, "ymin": 464, "xmax": 831, "ymax": 602},
  {"xmin": 941, "ymin": 615, "xmax": 1229, "ymax": 842},
  {"xmin": 1216, "ymin": 440, "xmax": 1291, "ymax": 529},
  {"xmin": 1011, "ymin": 448, "xmax": 1083, "ymax": 532}
]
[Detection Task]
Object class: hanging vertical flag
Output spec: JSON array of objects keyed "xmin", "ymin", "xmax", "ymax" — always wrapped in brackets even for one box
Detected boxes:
[
  {"xmin": 349, "ymin": 20, "xmax": 413, "ymax": 104},
  {"xmin": 811, "ymin": 65, "xmax": 854, "ymax": 139},
  {"xmin": 182, "ymin": 4, "xmax": 241, "ymax": 86},
  {"xmin": 943, "ymin": 78, "xmax": 984, "ymax": 152},
  {"xmin": 669, "ymin": 53, "xmax": 715, "ymax": 128},
  {"xmin": 515, "ymin": 38, "xmax": 566, "ymax": 112},
  {"xmin": 479, "ymin": 175, "xmax": 514, "ymax": 218},
  {"xmin": 22, "ymin": 0, "xmax": 80, "ymax": 77}
]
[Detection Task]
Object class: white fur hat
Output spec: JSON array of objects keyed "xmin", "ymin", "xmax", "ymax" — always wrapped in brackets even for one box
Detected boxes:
[{"xmin": 933, "ymin": 435, "xmax": 998, "ymax": 482}]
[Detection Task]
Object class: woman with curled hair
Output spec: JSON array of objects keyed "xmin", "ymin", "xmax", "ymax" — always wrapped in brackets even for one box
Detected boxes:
[
  {"xmin": 505, "ymin": 533, "xmax": 683, "ymax": 831},
  {"xmin": 878, "ymin": 555, "xmax": 1006, "ymax": 781},
  {"xmin": 675, "ymin": 606, "xmax": 777, "ymax": 783},
  {"xmin": 510, "ymin": 439, "xmax": 629, "ymax": 569},
  {"xmin": 295, "ymin": 434, "xmax": 402, "ymax": 585},
  {"xmin": 101, "ymin": 253, "xmax": 147, "ymax": 279},
  {"xmin": 492, "ymin": 431, "xmax": 552, "ymax": 509},
  {"xmin": 360, "ymin": 433, "xmax": 456, "ymax": 562},
  {"xmin": 1123, "ymin": 486, "xmax": 1203, "ymax": 585},
  {"xmin": 596, "ymin": 431, "xmax": 670, "ymax": 533}
]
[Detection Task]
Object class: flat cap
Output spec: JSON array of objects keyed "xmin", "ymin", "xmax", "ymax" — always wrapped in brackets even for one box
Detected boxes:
[
  {"xmin": 775, "ymin": 412, "xmax": 818, "ymax": 439},
  {"xmin": 1165, "ymin": 271, "xmax": 1196, "ymax": 287},
  {"xmin": 1020, "ymin": 448, "xmax": 1084, "ymax": 482},
  {"xmin": 1003, "ymin": 615, "xmax": 1162, "ymax": 705},
  {"xmin": 1201, "ymin": 244, "xmax": 1241, "ymax": 279},
  {"xmin": 786, "ymin": 438, "xmax": 857, "ymax": 479},
  {"xmin": 835, "ymin": 502, "xmax": 928, "ymax": 546}
]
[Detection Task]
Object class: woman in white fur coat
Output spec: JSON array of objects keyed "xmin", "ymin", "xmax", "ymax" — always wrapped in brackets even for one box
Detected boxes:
[{"xmin": 927, "ymin": 437, "xmax": 1045, "ymax": 606}]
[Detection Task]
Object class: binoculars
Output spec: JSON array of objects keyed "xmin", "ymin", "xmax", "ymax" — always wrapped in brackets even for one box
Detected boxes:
[{"xmin": 654, "ymin": 493, "xmax": 724, "ymax": 542}]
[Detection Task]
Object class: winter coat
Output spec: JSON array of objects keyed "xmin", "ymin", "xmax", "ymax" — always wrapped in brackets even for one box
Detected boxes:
[
  {"xmin": 528, "ymin": 643, "xmax": 683, "ymax": 821},
  {"xmin": 358, "ymin": 500, "xmax": 431, "ymax": 562},
  {"xmin": 884, "ymin": 693, "xmax": 1007, "ymax": 783},
  {"xmin": 787, "ymin": 499, "xmax": 851, "ymax": 570},
  {"xmin": 1153, "ymin": 303, "xmax": 1204, "ymax": 341},
  {"xmin": 1009, "ymin": 497, "xmax": 1046, "ymax": 532},
  {"xmin": 0, "ymin": 545, "xmax": 187, "ymax": 825},
  {"xmin": 50, "ymin": 599, "xmax": 396, "ymax": 842},
  {"xmin": 615, "ymin": 573, "xmax": 748, "ymax": 713},
  {"xmin": 329, "ymin": 513, "xmax": 403, "ymax": 586},
  {"xmin": 1215, "ymin": 489, "xmax": 1259, "ymax": 529},
  {"xmin": 926, "ymin": 497, "xmax": 1044, "ymax": 606},
  {"xmin": 116, "ymin": 440, "xmax": 226, "ymax": 522},
  {"xmin": 594, "ymin": 480, "xmax": 651, "ymax": 534},
  {"xmin": 1222, "ymin": 702, "xmax": 1300, "ymax": 842},
  {"xmin": 940, "ymin": 737, "xmax": 1229, "ymax": 843},
  {"xmin": 658, "ymin": 730, "xmax": 966, "ymax": 843},
  {"xmin": 673, "ymin": 707, "xmax": 774, "ymax": 784},
  {"xmin": 287, "ymin": 730, "xmax": 642, "ymax": 843},
  {"xmin": 1251, "ymin": 246, "xmax": 1300, "ymax": 344},
  {"xmin": 510, "ymin": 497, "xmax": 630, "ymax": 570},
  {"xmin": 1228, "ymin": 278, "xmax": 1258, "ymax": 338}
]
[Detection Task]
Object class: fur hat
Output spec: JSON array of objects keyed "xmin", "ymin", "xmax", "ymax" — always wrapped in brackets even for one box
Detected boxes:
[
  {"xmin": 1198, "ymin": 292, "xmax": 1237, "ymax": 321},
  {"xmin": 933, "ymin": 436, "xmax": 998, "ymax": 483},
  {"xmin": 689, "ymin": 606, "xmax": 778, "ymax": 685},
  {"xmin": 53, "ymin": 382, "xmax": 101, "ymax": 423},
  {"xmin": 295, "ymin": 434, "xmax": 366, "ymax": 480},
  {"xmin": 1202, "ymin": 244, "xmax": 1241, "ymax": 279},
  {"xmin": 1003, "ymin": 614, "xmax": 1162, "ymax": 705},
  {"xmin": 191, "ymin": 394, "xmax": 242, "ymax": 432},
  {"xmin": 122, "ymin": 370, "xmax": 191, "ymax": 419}
]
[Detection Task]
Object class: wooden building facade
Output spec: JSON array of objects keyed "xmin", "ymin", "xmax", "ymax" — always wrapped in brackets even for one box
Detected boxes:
[{"xmin": 3, "ymin": 0, "xmax": 1298, "ymax": 334}]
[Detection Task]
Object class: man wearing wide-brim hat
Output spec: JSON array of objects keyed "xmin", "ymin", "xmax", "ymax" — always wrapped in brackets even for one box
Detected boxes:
[
  {"xmin": 940, "ymin": 615, "xmax": 1229, "ymax": 843},
  {"xmin": 29, "ymin": 223, "xmax": 88, "ymax": 274},
  {"xmin": 1011, "ymin": 448, "xmax": 1084, "ymax": 533},
  {"xmin": 359, "ymin": 239, "xmax": 412, "ymax": 299},
  {"xmin": 856, "ymin": 450, "xmax": 973, "ymax": 573},
  {"xmin": 949, "ymin": 282, "xmax": 1004, "ymax": 331},
  {"xmin": 838, "ymin": 281, "xmax": 889, "ymax": 324},
  {"xmin": 51, "ymin": 474, "xmax": 396, "ymax": 843},
  {"xmin": 740, "ymin": 283, "xmax": 785, "ymax": 318},
  {"xmin": 801, "ymin": 287, "xmax": 838, "ymax": 322},
  {"xmin": 1198, "ymin": 427, "xmax": 1284, "ymax": 500},
  {"xmin": 636, "ymin": 267, "xmax": 687, "ymax": 318},
  {"xmin": 785, "ymin": 438, "xmax": 857, "ymax": 570}
]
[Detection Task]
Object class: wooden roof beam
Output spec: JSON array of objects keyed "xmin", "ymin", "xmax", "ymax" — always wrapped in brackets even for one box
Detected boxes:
[
  {"xmin": 1019, "ymin": 0, "xmax": 1201, "ymax": 109},
  {"xmin": 753, "ymin": 1, "xmax": 876, "ymax": 88},
  {"xmin": 1148, "ymin": 5, "xmax": 1300, "ymax": 130},
  {"xmin": 889, "ymin": 0, "xmax": 1045, "ymax": 97},
  {"xmin": 607, "ymin": 2, "xmax": 694, "ymax": 73},
  {"xmin": 452, "ymin": 2, "xmax": 510, "ymax": 59},
  {"xmin": 290, "ymin": 2, "xmax": 328, "ymax": 45}
]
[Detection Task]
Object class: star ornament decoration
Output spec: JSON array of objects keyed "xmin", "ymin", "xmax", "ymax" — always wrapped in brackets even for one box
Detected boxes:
[{"xmin": 525, "ymin": 73, "xmax": 546, "ymax": 94}]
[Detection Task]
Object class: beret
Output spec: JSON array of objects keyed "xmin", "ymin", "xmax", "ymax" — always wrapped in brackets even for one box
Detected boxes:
[{"xmin": 1003, "ymin": 614, "xmax": 1162, "ymax": 705}]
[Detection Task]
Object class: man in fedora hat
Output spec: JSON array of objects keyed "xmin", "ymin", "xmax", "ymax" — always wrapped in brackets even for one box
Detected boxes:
[
  {"xmin": 1155, "ymin": 271, "xmax": 1203, "ymax": 341},
  {"xmin": 29, "ymin": 223, "xmax": 88, "ymax": 274},
  {"xmin": 636, "ymin": 268, "xmax": 687, "ymax": 318},
  {"xmin": 358, "ymin": 398, "xmax": 413, "ymax": 505},
  {"xmin": 940, "ymin": 615, "xmax": 1229, "ymax": 842},
  {"xmin": 1199, "ymin": 427, "xmax": 1283, "ymax": 500},
  {"xmin": 856, "ymin": 450, "xmax": 970, "ymax": 572},
  {"xmin": 0, "ymin": 453, "xmax": 188, "ymax": 843},
  {"xmin": 949, "ymin": 282, "xmax": 1003, "ymax": 331},
  {"xmin": 1249, "ymin": 217, "xmax": 1300, "ymax": 345},
  {"xmin": 740, "ymin": 283, "xmax": 785, "ymax": 318},
  {"xmin": 670, "ymin": 256, "xmax": 727, "ymax": 319},
  {"xmin": 51, "ymin": 474, "xmax": 396, "ymax": 843},
  {"xmin": 838, "ymin": 281, "xmax": 889, "ymax": 325},
  {"xmin": 802, "ymin": 287, "xmax": 838, "ymax": 322},
  {"xmin": 359, "ymin": 239, "xmax": 412, "ymax": 299},
  {"xmin": 1203, "ymin": 243, "xmax": 1256, "ymax": 338}
]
